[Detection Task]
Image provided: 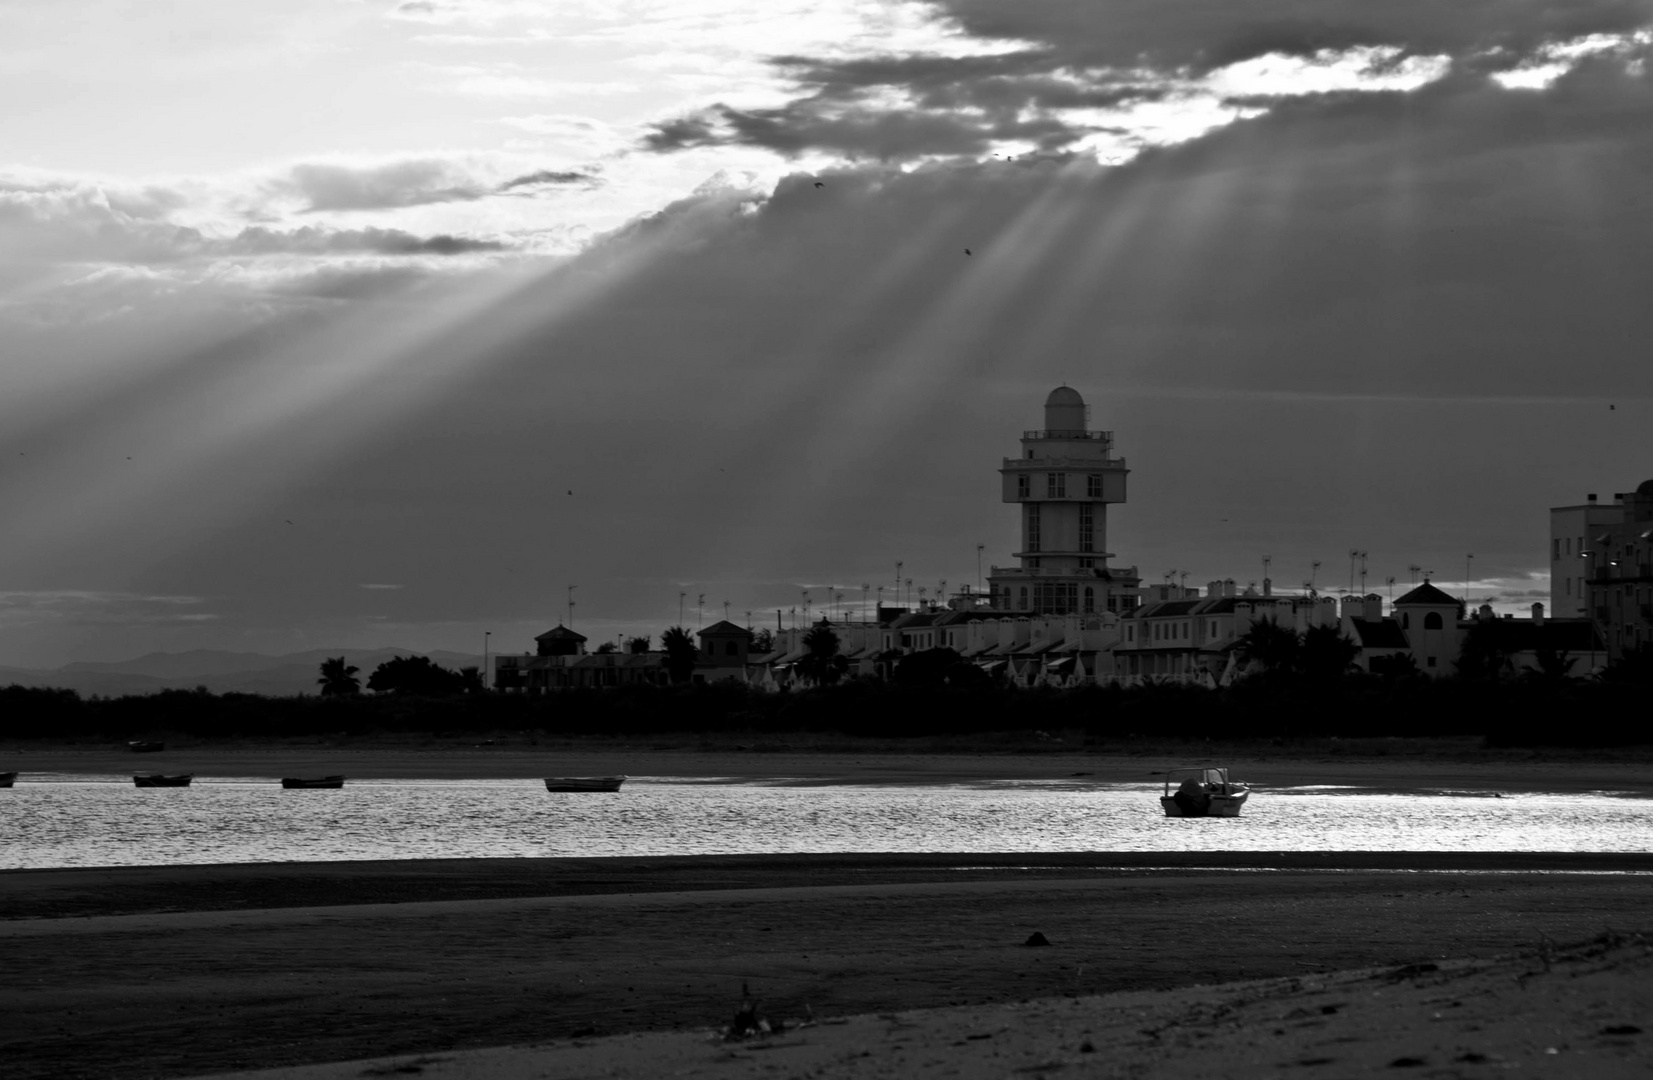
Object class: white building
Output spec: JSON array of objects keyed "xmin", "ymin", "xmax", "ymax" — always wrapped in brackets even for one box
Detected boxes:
[{"xmin": 987, "ymin": 387, "xmax": 1141, "ymax": 616}]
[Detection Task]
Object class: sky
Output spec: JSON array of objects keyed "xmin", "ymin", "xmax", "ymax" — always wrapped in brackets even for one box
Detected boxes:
[{"xmin": 4, "ymin": 0, "xmax": 1653, "ymax": 667}]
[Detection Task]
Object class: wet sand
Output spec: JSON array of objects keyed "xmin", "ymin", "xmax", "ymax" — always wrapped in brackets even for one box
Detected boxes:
[{"xmin": 4, "ymin": 854, "xmax": 1651, "ymax": 1079}]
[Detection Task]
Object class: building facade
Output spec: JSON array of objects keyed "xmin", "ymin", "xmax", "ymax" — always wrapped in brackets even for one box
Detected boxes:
[{"xmin": 987, "ymin": 386, "xmax": 1141, "ymax": 616}]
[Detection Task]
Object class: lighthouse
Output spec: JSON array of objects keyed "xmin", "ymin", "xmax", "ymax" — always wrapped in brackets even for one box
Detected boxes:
[{"xmin": 987, "ymin": 387, "xmax": 1140, "ymax": 615}]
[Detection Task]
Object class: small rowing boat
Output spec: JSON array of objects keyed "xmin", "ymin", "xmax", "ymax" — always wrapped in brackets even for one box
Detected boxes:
[
  {"xmin": 543, "ymin": 775, "xmax": 626, "ymax": 793},
  {"xmin": 0, "ymin": 771, "xmax": 16, "ymax": 788},
  {"xmin": 133, "ymin": 773, "xmax": 193, "ymax": 788},
  {"xmin": 281, "ymin": 776, "xmax": 346, "ymax": 789}
]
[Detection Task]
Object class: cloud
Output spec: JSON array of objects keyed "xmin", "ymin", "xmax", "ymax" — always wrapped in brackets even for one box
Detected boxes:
[
  {"xmin": 639, "ymin": 1, "xmax": 1653, "ymax": 161},
  {"xmin": 227, "ymin": 225, "xmax": 509, "ymax": 256},
  {"xmin": 359, "ymin": 583, "xmax": 405, "ymax": 590},
  {"xmin": 276, "ymin": 160, "xmax": 491, "ymax": 212},
  {"xmin": 497, "ymin": 168, "xmax": 604, "ymax": 193}
]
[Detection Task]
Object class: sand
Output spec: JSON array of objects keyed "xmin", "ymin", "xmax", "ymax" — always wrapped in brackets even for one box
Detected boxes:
[
  {"xmin": 200, "ymin": 932, "xmax": 1653, "ymax": 1079},
  {"xmin": 4, "ymin": 855, "xmax": 1652, "ymax": 1079}
]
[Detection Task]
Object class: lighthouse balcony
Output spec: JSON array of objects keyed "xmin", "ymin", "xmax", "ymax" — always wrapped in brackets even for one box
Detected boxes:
[{"xmin": 1023, "ymin": 429, "xmax": 1112, "ymax": 442}]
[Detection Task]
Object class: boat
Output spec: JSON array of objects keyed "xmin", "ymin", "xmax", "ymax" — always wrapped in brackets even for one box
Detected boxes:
[
  {"xmin": 281, "ymin": 776, "xmax": 346, "ymax": 789},
  {"xmin": 127, "ymin": 740, "xmax": 165, "ymax": 753},
  {"xmin": 133, "ymin": 773, "xmax": 193, "ymax": 788},
  {"xmin": 1160, "ymin": 767, "xmax": 1249, "ymax": 818},
  {"xmin": 543, "ymin": 775, "xmax": 626, "ymax": 793},
  {"xmin": 0, "ymin": 771, "xmax": 16, "ymax": 787}
]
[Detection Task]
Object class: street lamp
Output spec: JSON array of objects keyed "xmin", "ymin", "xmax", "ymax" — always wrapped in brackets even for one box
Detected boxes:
[{"xmin": 483, "ymin": 631, "xmax": 491, "ymax": 691}]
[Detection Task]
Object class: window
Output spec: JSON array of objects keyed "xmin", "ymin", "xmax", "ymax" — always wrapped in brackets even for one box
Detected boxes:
[
  {"xmin": 1047, "ymin": 472, "xmax": 1065, "ymax": 498},
  {"xmin": 1126, "ymin": 625, "xmax": 1134, "ymax": 642},
  {"xmin": 1019, "ymin": 586, "xmax": 1028, "ymax": 608},
  {"xmin": 1016, "ymin": 474, "xmax": 1029, "ymax": 499},
  {"xmin": 1026, "ymin": 504, "xmax": 1041, "ymax": 551},
  {"xmin": 1426, "ymin": 656, "xmax": 1437, "ymax": 668},
  {"xmin": 1083, "ymin": 586, "xmax": 1094, "ymax": 613},
  {"xmin": 725, "ymin": 640, "xmax": 738, "ymax": 656},
  {"xmin": 1087, "ymin": 474, "xmax": 1102, "ymax": 498},
  {"xmin": 1402, "ymin": 613, "xmax": 1410, "ymax": 629},
  {"xmin": 1424, "ymin": 611, "xmax": 1443, "ymax": 630},
  {"xmin": 1553, "ymin": 538, "xmax": 1561, "ymax": 560},
  {"xmin": 1079, "ymin": 505, "xmax": 1094, "ymax": 552}
]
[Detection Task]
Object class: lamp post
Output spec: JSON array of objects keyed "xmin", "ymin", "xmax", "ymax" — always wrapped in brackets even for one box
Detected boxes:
[
  {"xmin": 976, "ymin": 544, "xmax": 984, "ymax": 594},
  {"xmin": 679, "ymin": 591, "xmax": 686, "ymax": 625},
  {"xmin": 567, "ymin": 585, "xmax": 576, "ymax": 628},
  {"xmin": 1464, "ymin": 554, "xmax": 1474, "ymax": 606},
  {"xmin": 483, "ymin": 631, "xmax": 490, "ymax": 691}
]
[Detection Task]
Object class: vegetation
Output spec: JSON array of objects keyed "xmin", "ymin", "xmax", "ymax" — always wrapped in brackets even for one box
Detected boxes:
[
  {"xmin": 796, "ymin": 624, "xmax": 847, "ymax": 685},
  {"xmin": 316, "ymin": 657, "xmax": 361, "ymax": 696},
  {"xmin": 2, "ymin": 664, "xmax": 1648, "ymax": 747},
  {"xmin": 660, "ymin": 627, "xmax": 697, "ymax": 684}
]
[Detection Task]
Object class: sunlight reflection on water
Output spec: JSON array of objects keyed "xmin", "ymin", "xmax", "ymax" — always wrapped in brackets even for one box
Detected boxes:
[{"xmin": 3, "ymin": 776, "xmax": 1650, "ymax": 869}]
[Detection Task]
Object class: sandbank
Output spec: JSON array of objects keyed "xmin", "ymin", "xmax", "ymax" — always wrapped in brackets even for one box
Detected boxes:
[{"xmin": 4, "ymin": 855, "xmax": 1651, "ymax": 1079}]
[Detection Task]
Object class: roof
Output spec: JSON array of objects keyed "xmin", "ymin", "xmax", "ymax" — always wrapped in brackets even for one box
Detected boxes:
[
  {"xmin": 696, "ymin": 620, "xmax": 752, "ymax": 638},
  {"xmin": 1473, "ymin": 617, "xmax": 1605, "ymax": 653},
  {"xmin": 534, "ymin": 625, "xmax": 587, "ymax": 642},
  {"xmin": 1349, "ymin": 618, "xmax": 1410, "ymax": 650},
  {"xmin": 1046, "ymin": 385, "xmax": 1085, "ymax": 407},
  {"xmin": 1134, "ymin": 599, "xmax": 1201, "ymax": 617},
  {"xmin": 1394, "ymin": 582, "xmax": 1460, "ymax": 607}
]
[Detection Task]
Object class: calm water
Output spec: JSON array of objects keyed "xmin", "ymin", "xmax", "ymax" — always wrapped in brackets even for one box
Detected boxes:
[{"xmin": 3, "ymin": 776, "xmax": 1650, "ymax": 869}]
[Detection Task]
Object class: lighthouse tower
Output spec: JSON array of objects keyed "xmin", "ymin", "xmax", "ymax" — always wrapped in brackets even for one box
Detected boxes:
[{"xmin": 986, "ymin": 387, "xmax": 1140, "ymax": 615}]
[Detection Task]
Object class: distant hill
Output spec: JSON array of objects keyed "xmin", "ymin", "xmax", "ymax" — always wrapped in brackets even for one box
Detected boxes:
[{"xmin": 1, "ymin": 648, "xmax": 487, "ymax": 697}]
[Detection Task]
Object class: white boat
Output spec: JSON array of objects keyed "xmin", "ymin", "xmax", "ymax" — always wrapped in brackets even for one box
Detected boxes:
[
  {"xmin": 1160, "ymin": 767, "xmax": 1249, "ymax": 818},
  {"xmin": 543, "ymin": 775, "xmax": 626, "ymax": 793}
]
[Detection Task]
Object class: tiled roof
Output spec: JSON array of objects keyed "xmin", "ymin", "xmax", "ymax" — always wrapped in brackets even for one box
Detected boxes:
[
  {"xmin": 697, "ymin": 620, "xmax": 752, "ymax": 638},
  {"xmin": 1394, "ymin": 582, "xmax": 1460, "ymax": 606},
  {"xmin": 534, "ymin": 625, "xmax": 587, "ymax": 642},
  {"xmin": 1349, "ymin": 618, "xmax": 1410, "ymax": 649}
]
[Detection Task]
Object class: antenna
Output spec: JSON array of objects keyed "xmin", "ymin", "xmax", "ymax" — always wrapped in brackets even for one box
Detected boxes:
[
  {"xmin": 1310, "ymin": 560, "xmax": 1321, "ymax": 592},
  {"xmin": 567, "ymin": 584, "xmax": 576, "ymax": 628}
]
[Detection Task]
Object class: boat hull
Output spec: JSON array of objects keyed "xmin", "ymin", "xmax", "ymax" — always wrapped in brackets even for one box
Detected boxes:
[
  {"xmin": 0, "ymin": 771, "xmax": 16, "ymax": 787},
  {"xmin": 281, "ymin": 776, "xmax": 345, "ymax": 789},
  {"xmin": 544, "ymin": 776, "xmax": 626, "ymax": 793},
  {"xmin": 1160, "ymin": 790, "xmax": 1248, "ymax": 818},
  {"xmin": 133, "ymin": 774, "xmax": 193, "ymax": 788}
]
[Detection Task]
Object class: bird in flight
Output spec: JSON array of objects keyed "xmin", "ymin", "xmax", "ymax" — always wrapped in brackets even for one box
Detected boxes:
[
  {"xmin": 964, "ymin": 249, "xmax": 972, "ymax": 256},
  {"xmin": 814, "ymin": 181, "xmax": 824, "ymax": 188},
  {"xmin": 285, "ymin": 519, "xmax": 294, "ymax": 525},
  {"xmin": 567, "ymin": 490, "xmax": 573, "ymax": 495}
]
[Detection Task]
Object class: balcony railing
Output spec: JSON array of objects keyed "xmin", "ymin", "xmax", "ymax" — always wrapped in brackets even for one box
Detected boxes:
[{"xmin": 1024, "ymin": 429, "xmax": 1112, "ymax": 442}]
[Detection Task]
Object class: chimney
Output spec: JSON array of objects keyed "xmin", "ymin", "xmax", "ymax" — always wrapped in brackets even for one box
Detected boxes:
[
  {"xmin": 1224, "ymin": 578, "xmax": 1236, "ymax": 597},
  {"xmin": 1587, "ymin": 493, "xmax": 1597, "ymax": 503},
  {"xmin": 1262, "ymin": 577, "xmax": 1273, "ymax": 597},
  {"xmin": 1531, "ymin": 601, "xmax": 1544, "ymax": 626}
]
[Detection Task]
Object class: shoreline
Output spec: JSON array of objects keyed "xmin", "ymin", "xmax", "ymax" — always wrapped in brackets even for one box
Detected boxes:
[{"xmin": 6, "ymin": 738, "xmax": 1653, "ymax": 792}]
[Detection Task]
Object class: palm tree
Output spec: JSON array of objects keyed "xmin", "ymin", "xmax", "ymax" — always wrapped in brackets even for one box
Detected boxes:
[
  {"xmin": 1299, "ymin": 623, "xmax": 1360, "ymax": 680},
  {"xmin": 1234, "ymin": 618, "xmax": 1300, "ymax": 675},
  {"xmin": 316, "ymin": 656, "xmax": 360, "ymax": 696},
  {"xmin": 797, "ymin": 622, "xmax": 848, "ymax": 685},
  {"xmin": 661, "ymin": 626, "xmax": 697, "ymax": 683}
]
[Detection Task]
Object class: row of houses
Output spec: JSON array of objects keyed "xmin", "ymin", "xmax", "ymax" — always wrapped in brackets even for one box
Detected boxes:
[{"xmin": 492, "ymin": 577, "xmax": 1607, "ymax": 691}]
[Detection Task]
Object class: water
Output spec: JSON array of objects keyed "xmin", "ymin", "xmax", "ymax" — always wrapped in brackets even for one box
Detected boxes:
[{"xmin": 3, "ymin": 776, "xmax": 1650, "ymax": 869}]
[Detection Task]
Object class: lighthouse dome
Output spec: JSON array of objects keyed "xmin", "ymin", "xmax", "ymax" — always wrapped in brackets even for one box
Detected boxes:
[{"xmin": 1044, "ymin": 385, "xmax": 1087, "ymax": 432}]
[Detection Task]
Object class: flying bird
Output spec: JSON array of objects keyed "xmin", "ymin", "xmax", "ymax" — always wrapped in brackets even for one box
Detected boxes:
[
  {"xmin": 964, "ymin": 249, "xmax": 972, "ymax": 256},
  {"xmin": 567, "ymin": 490, "xmax": 573, "ymax": 495},
  {"xmin": 813, "ymin": 181, "xmax": 824, "ymax": 188},
  {"xmin": 285, "ymin": 519, "xmax": 294, "ymax": 525}
]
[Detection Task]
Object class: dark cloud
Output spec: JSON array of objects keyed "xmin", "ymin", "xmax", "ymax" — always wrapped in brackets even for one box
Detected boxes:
[
  {"xmin": 281, "ymin": 160, "xmax": 490, "ymax": 211},
  {"xmin": 497, "ymin": 168, "xmax": 603, "ymax": 193},
  {"xmin": 643, "ymin": 0, "xmax": 1653, "ymax": 160},
  {"xmin": 228, "ymin": 225, "xmax": 507, "ymax": 256}
]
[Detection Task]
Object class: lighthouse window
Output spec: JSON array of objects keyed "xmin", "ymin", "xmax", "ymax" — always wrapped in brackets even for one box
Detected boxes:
[
  {"xmin": 1087, "ymin": 474, "xmax": 1102, "ymax": 498},
  {"xmin": 1047, "ymin": 473, "xmax": 1065, "ymax": 498},
  {"xmin": 1026, "ymin": 504, "xmax": 1041, "ymax": 552},
  {"xmin": 1016, "ymin": 474, "xmax": 1029, "ymax": 499},
  {"xmin": 1083, "ymin": 586, "xmax": 1094, "ymax": 613},
  {"xmin": 1079, "ymin": 505, "xmax": 1094, "ymax": 552}
]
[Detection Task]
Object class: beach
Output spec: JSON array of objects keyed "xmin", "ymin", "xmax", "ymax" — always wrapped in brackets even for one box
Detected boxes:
[{"xmin": 4, "ymin": 744, "xmax": 1651, "ymax": 1078}]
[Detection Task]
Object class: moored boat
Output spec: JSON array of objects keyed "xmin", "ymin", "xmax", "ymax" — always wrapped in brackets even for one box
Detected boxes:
[
  {"xmin": 1160, "ymin": 767, "xmax": 1249, "ymax": 818},
  {"xmin": 281, "ymin": 775, "xmax": 346, "ymax": 789},
  {"xmin": 127, "ymin": 740, "xmax": 165, "ymax": 753},
  {"xmin": 543, "ymin": 775, "xmax": 626, "ymax": 793},
  {"xmin": 133, "ymin": 773, "xmax": 193, "ymax": 788},
  {"xmin": 0, "ymin": 771, "xmax": 16, "ymax": 787}
]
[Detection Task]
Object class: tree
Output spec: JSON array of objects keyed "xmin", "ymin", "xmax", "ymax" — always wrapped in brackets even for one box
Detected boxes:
[
  {"xmin": 316, "ymin": 656, "xmax": 361, "ymax": 696},
  {"xmin": 1234, "ymin": 618, "xmax": 1300, "ymax": 675},
  {"xmin": 626, "ymin": 636, "xmax": 651, "ymax": 654},
  {"xmin": 458, "ymin": 666, "xmax": 485, "ymax": 694},
  {"xmin": 594, "ymin": 641, "xmax": 617, "ymax": 654},
  {"xmin": 1530, "ymin": 645, "xmax": 1577, "ymax": 681},
  {"xmin": 1455, "ymin": 619, "xmax": 1514, "ymax": 680},
  {"xmin": 797, "ymin": 623, "xmax": 848, "ymax": 685},
  {"xmin": 366, "ymin": 655, "xmax": 466, "ymax": 695},
  {"xmin": 750, "ymin": 628, "xmax": 775, "ymax": 655},
  {"xmin": 1299, "ymin": 624, "xmax": 1360, "ymax": 680},
  {"xmin": 893, "ymin": 647, "xmax": 966, "ymax": 687},
  {"xmin": 661, "ymin": 626, "xmax": 697, "ymax": 684}
]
